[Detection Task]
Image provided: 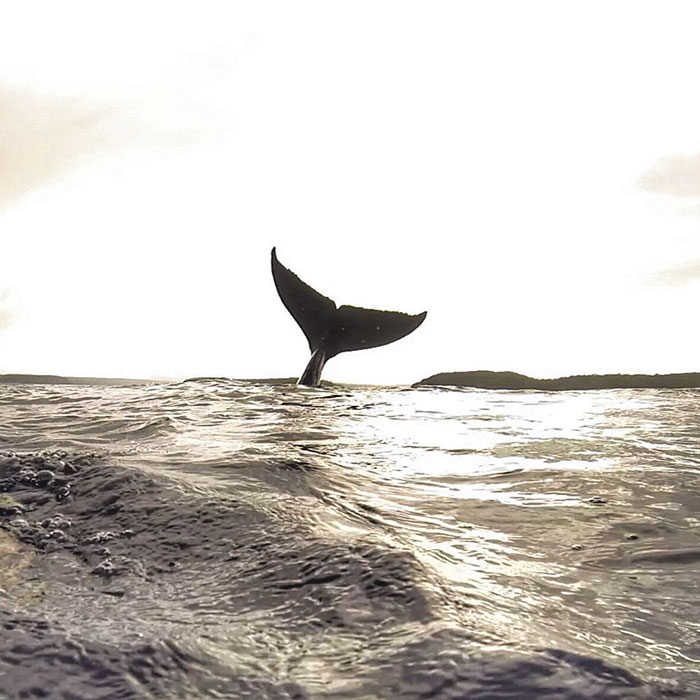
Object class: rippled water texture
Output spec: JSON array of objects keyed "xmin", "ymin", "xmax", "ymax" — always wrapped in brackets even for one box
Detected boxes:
[{"xmin": 1, "ymin": 380, "xmax": 698, "ymax": 698}]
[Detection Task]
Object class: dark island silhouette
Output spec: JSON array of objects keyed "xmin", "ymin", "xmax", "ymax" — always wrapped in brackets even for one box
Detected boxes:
[
  {"xmin": 413, "ymin": 370, "xmax": 700, "ymax": 390},
  {"xmin": 3, "ymin": 371, "xmax": 699, "ymax": 391}
]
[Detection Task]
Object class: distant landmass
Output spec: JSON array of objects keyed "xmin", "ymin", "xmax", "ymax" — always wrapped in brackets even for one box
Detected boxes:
[
  {"xmin": 413, "ymin": 371, "xmax": 700, "ymax": 390},
  {"xmin": 0, "ymin": 374, "xmax": 155, "ymax": 386},
  {"xmin": 4, "ymin": 371, "xmax": 700, "ymax": 391}
]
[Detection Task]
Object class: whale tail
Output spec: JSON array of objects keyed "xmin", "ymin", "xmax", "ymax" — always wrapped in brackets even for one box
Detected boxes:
[{"xmin": 271, "ymin": 247, "xmax": 427, "ymax": 386}]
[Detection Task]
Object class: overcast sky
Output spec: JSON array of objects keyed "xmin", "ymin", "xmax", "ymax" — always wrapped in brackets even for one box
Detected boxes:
[{"xmin": 1, "ymin": 1, "xmax": 699, "ymax": 385}]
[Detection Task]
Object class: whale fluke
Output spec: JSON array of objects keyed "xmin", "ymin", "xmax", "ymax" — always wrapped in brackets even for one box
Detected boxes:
[{"xmin": 271, "ymin": 247, "xmax": 427, "ymax": 386}]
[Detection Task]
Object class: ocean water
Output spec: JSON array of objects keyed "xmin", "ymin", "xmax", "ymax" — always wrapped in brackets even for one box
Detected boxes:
[{"xmin": 0, "ymin": 379, "xmax": 698, "ymax": 699}]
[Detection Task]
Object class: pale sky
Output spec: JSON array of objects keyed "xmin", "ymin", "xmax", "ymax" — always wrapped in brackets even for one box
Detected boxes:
[{"xmin": 1, "ymin": 1, "xmax": 699, "ymax": 385}]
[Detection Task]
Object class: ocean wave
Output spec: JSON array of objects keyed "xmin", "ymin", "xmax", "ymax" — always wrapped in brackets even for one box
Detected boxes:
[{"xmin": 1, "ymin": 449, "xmax": 679, "ymax": 698}]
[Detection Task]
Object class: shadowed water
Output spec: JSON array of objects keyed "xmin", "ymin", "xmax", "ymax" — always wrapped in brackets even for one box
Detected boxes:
[{"xmin": 1, "ymin": 379, "xmax": 698, "ymax": 698}]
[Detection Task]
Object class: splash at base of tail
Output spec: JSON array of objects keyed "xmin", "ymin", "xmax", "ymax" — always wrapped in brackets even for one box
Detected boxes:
[{"xmin": 271, "ymin": 248, "xmax": 427, "ymax": 386}]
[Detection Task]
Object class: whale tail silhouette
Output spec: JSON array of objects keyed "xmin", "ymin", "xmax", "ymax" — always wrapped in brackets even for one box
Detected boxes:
[{"xmin": 271, "ymin": 247, "xmax": 427, "ymax": 386}]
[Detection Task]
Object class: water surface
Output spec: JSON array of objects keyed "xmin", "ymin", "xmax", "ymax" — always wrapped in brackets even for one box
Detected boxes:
[{"xmin": 1, "ymin": 380, "xmax": 698, "ymax": 698}]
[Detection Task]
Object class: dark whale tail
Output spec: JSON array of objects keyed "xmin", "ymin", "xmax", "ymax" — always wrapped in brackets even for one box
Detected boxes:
[{"xmin": 271, "ymin": 247, "xmax": 427, "ymax": 386}]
